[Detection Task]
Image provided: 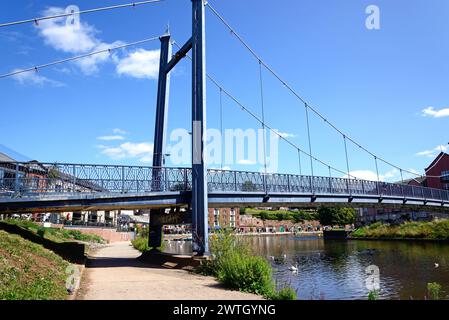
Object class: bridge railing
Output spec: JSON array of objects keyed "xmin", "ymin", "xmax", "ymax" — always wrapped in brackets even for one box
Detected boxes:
[
  {"xmin": 0, "ymin": 162, "xmax": 192, "ymax": 194},
  {"xmin": 1, "ymin": 162, "xmax": 448, "ymax": 203},
  {"xmin": 207, "ymin": 168, "xmax": 449, "ymax": 203}
]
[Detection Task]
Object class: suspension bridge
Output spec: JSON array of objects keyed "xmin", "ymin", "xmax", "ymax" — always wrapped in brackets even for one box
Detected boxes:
[{"xmin": 1, "ymin": 0, "xmax": 448, "ymax": 255}]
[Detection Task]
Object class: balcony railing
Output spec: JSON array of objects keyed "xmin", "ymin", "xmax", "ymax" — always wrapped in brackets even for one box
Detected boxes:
[{"xmin": 1, "ymin": 161, "xmax": 449, "ymax": 203}]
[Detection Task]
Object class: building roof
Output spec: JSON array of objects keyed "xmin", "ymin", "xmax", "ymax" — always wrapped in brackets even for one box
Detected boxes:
[
  {"xmin": 398, "ymin": 176, "xmax": 426, "ymax": 185},
  {"xmin": 0, "ymin": 144, "xmax": 31, "ymax": 162},
  {"xmin": 425, "ymin": 152, "xmax": 449, "ymax": 172},
  {"xmin": 0, "ymin": 152, "xmax": 16, "ymax": 162}
]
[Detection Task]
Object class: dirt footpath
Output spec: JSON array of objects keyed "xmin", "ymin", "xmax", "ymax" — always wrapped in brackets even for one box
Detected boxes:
[{"xmin": 76, "ymin": 241, "xmax": 261, "ymax": 300}]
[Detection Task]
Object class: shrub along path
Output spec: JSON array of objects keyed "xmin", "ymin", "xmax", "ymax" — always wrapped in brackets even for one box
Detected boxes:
[{"xmin": 76, "ymin": 241, "xmax": 261, "ymax": 300}]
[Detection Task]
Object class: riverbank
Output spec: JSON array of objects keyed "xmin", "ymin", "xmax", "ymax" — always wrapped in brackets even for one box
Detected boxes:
[
  {"xmin": 0, "ymin": 230, "xmax": 70, "ymax": 300},
  {"xmin": 164, "ymin": 231, "xmax": 322, "ymax": 240},
  {"xmin": 76, "ymin": 241, "xmax": 262, "ymax": 300},
  {"xmin": 351, "ymin": 220, "xmax": 449, "ymax": 241}
]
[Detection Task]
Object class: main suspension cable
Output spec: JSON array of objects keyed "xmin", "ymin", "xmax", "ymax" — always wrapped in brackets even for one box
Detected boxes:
[
  {"xmin": 0, "ymin": 36, "xmax": 161, "ymax": 79},
  {"xmin": 0, "ymin": 0, "xmax": 162, "ymax": 28},
  {"xmin": 172, "ymin": 40, "xmax": 355, "ymax": 179},
  {"xmin": 205, "ymin": 1, "xmax": 430, "ymax": 180}
]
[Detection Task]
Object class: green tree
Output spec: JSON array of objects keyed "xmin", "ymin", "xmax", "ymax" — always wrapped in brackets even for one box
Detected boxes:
[
  {"xmin": 317, "ymin": 207, "xmax": 356, "ymax": 227},
  {"xmin": 259, "ymin": 211, "xmax": 270, "ymax": 221},
  {"xmin": 242, "ymin": 181, "xmax": 257, "ymax": 192}
]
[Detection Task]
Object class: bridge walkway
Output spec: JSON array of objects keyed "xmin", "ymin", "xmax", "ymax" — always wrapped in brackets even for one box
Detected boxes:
[{"xmin": 76, "ymin": 241, "xmax": 261, "ymax": 300}]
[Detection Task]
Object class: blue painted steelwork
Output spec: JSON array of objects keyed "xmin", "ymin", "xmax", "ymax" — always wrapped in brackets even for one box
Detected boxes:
[
  {"xmin": 0, "ymin": 162, "xmax": 448, "ymax": 214},
  {"xmin": 191, "ymin": 0, "xmax": 208, "ymax": 255},
  {"xmin": 149, "ymin": 34, "xmax": 172, "ymax": 249}
]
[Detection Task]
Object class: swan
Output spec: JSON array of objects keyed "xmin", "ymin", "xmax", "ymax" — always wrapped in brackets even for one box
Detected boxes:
[
  {"xmin": 435, "ymin": 263, "xmax": 439, "ymax": 268},
  {"xmin": 289, "ymin": 263, "xmax": 298, "ymax": 272}
]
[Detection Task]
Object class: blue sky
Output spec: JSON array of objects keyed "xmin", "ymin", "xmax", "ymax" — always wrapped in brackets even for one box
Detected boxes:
[{"xmin": 0, "ymin": 0, "xmax": 448, "ymax": 181}]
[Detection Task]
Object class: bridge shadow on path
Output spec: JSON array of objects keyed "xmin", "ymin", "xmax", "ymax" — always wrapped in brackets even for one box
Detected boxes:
[{"xmin": 85, "ymin": 251, "xmax": 199, "ymax": 270}]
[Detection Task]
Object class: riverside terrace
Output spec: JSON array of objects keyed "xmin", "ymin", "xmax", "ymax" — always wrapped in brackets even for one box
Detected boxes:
[{"xmin": 0, "ymin": 162, "xmax": 448, "ymax": 214}]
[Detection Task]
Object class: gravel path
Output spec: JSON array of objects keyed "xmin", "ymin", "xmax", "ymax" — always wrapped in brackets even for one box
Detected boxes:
[{"xmin": 76, "ymin": 241, "xmax": 261, "ymax": 300}]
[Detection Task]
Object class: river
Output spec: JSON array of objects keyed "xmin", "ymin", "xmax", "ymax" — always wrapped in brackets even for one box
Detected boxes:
[{"xmin": 164, "ymin": 235, "xmax": 449, "ymax": 300}]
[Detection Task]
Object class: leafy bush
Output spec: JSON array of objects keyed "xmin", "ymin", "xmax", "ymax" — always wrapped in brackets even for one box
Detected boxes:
[
  {"xmin": 427, "ymin": 282, "xmax": 442, "ymax": 300},
  {"xmin": 199, "ymin": 231, "xmax": 296, "ymax": 300},
  {"xmin": 131, "ymin": 236, "xmax": 149, "ymax": 252},
  {"xmin": 131, "ymin": 225, "xmax": 164, "ymax": 252},
  {"xmin": 270, "ymin": 287, "xmax": 297, "ymax": 300},
  {"xmin": 216, "ymin": 251, "xmax": 274, "ymax": 296},
  {"xmin": 368, "ymin": 290, "xmax": 379, "ymax": 300}
]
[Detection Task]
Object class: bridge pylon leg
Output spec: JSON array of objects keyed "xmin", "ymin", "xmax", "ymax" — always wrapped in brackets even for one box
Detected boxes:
[
  {"xmin": 149, "ymin": 33, "xmax": 172, "ymax": 250},
  {"xmin": 191, "ymin": 0, "xmax": 208, "ymax": 256}
]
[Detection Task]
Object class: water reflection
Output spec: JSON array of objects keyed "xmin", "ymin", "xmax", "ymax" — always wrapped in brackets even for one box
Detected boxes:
[{"xmin": 163, "ymin": 236, "xmax": 449, "ymax": 300}]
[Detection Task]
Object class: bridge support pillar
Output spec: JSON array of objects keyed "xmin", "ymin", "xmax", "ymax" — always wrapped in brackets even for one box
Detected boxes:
[
  {"xmin": 149, "ymin": 33, "xmax": 172, "ymax": 250},
  {"xmin": 191, "ymin": 0, "xmax": 208, "ymax": 255}
]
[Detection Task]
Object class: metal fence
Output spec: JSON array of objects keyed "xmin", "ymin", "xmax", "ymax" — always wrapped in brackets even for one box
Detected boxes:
[{"xmin": 1, "ymin": 162, "xmax": 448, "ymax": 202}]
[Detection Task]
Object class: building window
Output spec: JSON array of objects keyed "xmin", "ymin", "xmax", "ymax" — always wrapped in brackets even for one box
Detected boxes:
[
  {"xmin": 442, "ymin": 170, "xmax": 449, "ymax": 182},
  {"xmin": 214, "ymin": 209, "xmax": 220, "ymax": 227},
  {"xmin": 230, "ymin": 208, "xmax": 236, "ymax": 227}
]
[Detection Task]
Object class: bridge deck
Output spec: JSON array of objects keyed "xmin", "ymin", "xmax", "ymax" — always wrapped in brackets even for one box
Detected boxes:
[{"xmin": 1, "ymin": 162, "xmax": 448, "ymax": 214}]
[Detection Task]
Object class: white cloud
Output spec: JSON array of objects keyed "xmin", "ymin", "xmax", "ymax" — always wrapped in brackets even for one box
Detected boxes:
[
  {"xmin": 98, "ymin": 142, "xmax": 153, "ymax": 163},
  {"xmin": 421, "ymin": 107, "xmax": 449, "ymax": 118},
  {"xmin": 120, "ymin": 142, "xmax": 153, "ymax": 157},
  {"xmin": 237, "ymin": 159, "xmax": 256, "ymax": 165},
  {"xmin": 343, "ymin": 169, "xmax": 399, "ymax": 182},
  {"xmin": 12, "ymin": 69, "xmax": 64, "ymax": 87},
  {"xmin": 38, "ymin": 7, "xmax": 98, "ymax": 53},
  {"xmin": 277, "ymin": 131, "xmax": 297, "ymax": 138},
  {"xmin": 116, "ymin": 49, "xmax": 160, "ymax": 79},
  {"xmin": 97, "ymin": 135, "xmax": 125, "ymax": 141},
  {"xmin": 35, "ymin": 7, "xmax": 129, "ymax": 76},
  {"xmin": 209, "ymin": 166, "xmax": 231, "ymax": 171},
  {"xmin": 113, "ymin": 128, "xmax": 127, "ymax": 135},
  {"xmin": 415, "ymin": 145, "xmax": 448, "ymax": 158},
  {"xmin": 76, "ymin": 41, "xmax": 122, "ymax": 75}
]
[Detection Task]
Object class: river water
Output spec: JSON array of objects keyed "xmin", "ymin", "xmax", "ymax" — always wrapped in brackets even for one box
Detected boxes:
[{"xmin": 164, "ymin": 235, "xmax": 449, "ymax": 300}]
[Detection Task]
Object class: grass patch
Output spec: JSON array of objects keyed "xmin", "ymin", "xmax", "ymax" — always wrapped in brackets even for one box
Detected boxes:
[
  {"xmin": 0, "ymin": 230, "xmax": 70, "ymax": 300},
  {"xmin": 198, "ymin": 231, "xmax": 296, "ymax": 300},
  {"xmin": 352, "ymin": 220, "xmax": 449, "ymax": 240},
  {"xmin": 3, "ymin": 219, "xmax": 106, "ymax": 244}
]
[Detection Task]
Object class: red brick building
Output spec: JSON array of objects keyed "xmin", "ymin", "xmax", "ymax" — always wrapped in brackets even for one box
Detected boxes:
[
  {"xmin": 208, "ymin": 208, "xmax": 239, "ymax": 229},
  {"xmin": 422, "ymin": 152, "xmax": 449, "ymax": 190},
  {"xmin": 357, "ymin": 152, "xmax": 449, "ymax": 225}
]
